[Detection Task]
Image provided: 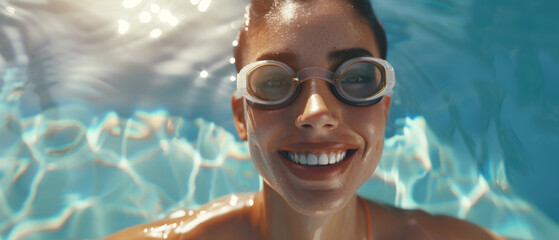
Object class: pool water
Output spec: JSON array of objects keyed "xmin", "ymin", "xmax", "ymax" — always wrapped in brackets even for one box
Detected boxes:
[{"xmin": 1, "ymin": 0, "xmax": 558, "ymax": 239}]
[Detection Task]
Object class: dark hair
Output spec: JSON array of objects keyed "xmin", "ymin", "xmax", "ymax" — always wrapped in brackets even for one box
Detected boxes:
[
  {"xmin": 348, "ymin": 0, "xmax": 387, "ymax": 59},
  {"xmin": 234, "ymin": 0, "xmax": 387, "ymax": 71}
]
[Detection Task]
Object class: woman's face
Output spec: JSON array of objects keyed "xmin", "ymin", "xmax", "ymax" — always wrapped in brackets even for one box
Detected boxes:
[{"xmin": 232, "ymin": 1, "xmax": 391, "ymax": 215}]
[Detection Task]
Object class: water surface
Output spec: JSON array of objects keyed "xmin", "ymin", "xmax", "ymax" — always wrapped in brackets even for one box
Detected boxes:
[{"xmin": 0, "ymin": 0, "xmax": 558, "ymax": 239}]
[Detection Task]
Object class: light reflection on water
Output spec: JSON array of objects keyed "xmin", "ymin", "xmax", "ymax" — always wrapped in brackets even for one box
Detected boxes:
[{"xmin": 0, "ymin": 0, "xmax": 558, "ymax": 239}]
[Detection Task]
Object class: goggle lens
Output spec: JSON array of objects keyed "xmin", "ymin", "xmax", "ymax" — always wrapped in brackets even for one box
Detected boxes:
[
  {"xmin": 338, "ymin": 60, "xmax": 384, "ymax": 99},
  {"xmin": 248, "ymin": 64, "xmax": 292, "ymax": 101}
]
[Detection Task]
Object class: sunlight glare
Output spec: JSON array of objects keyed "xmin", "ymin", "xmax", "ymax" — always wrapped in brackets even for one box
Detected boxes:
[
  {"xmin": 150, "ymin": 3, "xmax": 160, "ymax": 13},
  {"xmin": 198, "ymin": 0, "xmax": 211, "ymax": 12},
  {"xmin": 122, "ymin": 0, "xmax": 142, "ymax": 9},
  {"xmin": 158, "ymin": 9, "xmax": 172, "ymax": 22},
  {"xmin": 200, "ymin": 70, "xmax": 209, "ymax": 78},
  {"xmin": 169, "ymin": 17, "xmax": 179, "ymax": 27},
  {"xmin": 140, "ymin": 11, "xmax": 152, "ymax": 23},
  {"xmin": 150, "ymin": 28, "xmax": 162, "ymax": 38},
  {"xmin": 5, "ymin": 6, "xmax": 16, "ymax": 15},
  {"xmin": 118, "ymin": 20, "xmax": 130, "ymax": 34}
]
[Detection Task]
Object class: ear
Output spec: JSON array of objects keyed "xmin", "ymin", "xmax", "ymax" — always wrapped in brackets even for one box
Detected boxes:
[{"xmin": 231, "ymin": 94, "xmax": 248, "ymax": 141}]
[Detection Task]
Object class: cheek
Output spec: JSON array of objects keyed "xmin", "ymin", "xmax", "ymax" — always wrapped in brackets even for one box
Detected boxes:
[
  {"xmin": 245, "ymin": 107, "xmax": 287, "ymax": 145},
  {"xmin": 346, "ymin": 104, "xmax": 387, "ymax": 140},
  {"xmin": 364, "ymin": 114, "xmax": 386, "ymax": 159},
  {"xmin": 245, "ymin": 107, "xmax": 289, "ymax": 179},
  {"xmin": 345, "ymin": 105, "xmax": 387, "ymax": 171}
]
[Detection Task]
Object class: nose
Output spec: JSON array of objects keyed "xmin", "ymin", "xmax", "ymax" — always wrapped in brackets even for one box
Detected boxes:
[{"xmin": 295, "ymin": 81, "xmax": 340, "ymax": 131}]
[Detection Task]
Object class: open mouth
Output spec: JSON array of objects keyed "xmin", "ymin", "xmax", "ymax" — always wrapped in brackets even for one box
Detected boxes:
[{"xmin": 279, "ymin": 149, "xmax": 357, "ymax": 167}]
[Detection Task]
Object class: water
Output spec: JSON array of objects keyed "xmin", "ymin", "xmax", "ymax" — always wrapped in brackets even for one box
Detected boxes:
[{"xmin": 0, "ymin": 0, "xmax": 558, "ymax": 239}]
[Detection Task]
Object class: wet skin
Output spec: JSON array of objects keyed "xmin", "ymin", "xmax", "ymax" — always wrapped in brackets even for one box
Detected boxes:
[
  {"xmin": 105, "ymin": 193, "xmax": 507, "ymax": 240},
  {"xmin": 105, "ymin": 1, "xmax": 509, "ymax": 239}
]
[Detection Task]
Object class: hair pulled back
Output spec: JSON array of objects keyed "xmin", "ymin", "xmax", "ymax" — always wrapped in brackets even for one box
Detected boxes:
[{"xmin": 233, "ymin": 0, "xmax": 387, "ymax": 71}]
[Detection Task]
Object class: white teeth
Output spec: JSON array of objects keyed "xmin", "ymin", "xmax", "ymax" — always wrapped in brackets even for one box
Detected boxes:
[
  {"xmin": 290, "ymin": 152, "xmax": 297, "ymax": 163},
  {"xmin": 318, "ymin": 153, "xmax": 329, "ymax": 165},
  {"xmin": 329, "ymin": 153, "xmax": 336, "ymax": 164},
  {"xmin": 299, "ymin": 154, "xmax": 307, "ymax": 164},
  {"xmin": 285, "ymin": 151, "xmax": 350, "ymax": 166},
  {"xmin": 308, "ymin": 154, "xmax": 318, "ymax": 165}
]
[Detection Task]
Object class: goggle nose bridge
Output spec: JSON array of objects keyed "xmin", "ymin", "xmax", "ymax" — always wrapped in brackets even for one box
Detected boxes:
[{"xmin": 293, "ymin": 67, "xmax": 335, "ymax": 84}]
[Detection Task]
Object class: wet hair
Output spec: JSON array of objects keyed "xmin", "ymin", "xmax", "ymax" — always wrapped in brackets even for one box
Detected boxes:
[
  {"xmin": 233, "ymin": 0, "xmax": 387, "ymax": 71},
  {"xmin": 348, "ymin": 0, "xmax": 387, "ymax": 59}
]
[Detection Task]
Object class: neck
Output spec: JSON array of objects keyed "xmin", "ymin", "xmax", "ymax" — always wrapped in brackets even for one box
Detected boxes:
[{"xmin": 253, "ymin": 184, "xmax": 368, "ymax": 240}]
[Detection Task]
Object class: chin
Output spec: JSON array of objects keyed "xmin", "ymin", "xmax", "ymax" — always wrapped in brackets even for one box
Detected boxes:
[{"xmin": 282, "ymin": 187, "xmax": 355, "ymax": 216}]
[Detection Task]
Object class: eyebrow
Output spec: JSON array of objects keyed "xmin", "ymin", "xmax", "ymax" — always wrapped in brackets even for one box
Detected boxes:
[
  {"xmin": 328, "ymin": 48, "xmax": 373, "ymax": 68},
  {"xmin": 255, "ymin": 47, "xmax": 373, "ymax": 70},
  {"xmin": 256, "ymin": 52, "xmax": 297, "ymax": 67}
]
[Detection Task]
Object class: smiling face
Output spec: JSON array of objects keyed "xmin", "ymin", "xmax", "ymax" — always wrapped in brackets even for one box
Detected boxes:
[{"xmin": 232, "ymin": 0, "xmax": 391, "ymax": 215}]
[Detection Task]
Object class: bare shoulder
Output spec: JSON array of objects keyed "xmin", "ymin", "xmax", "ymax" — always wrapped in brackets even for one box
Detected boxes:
[
  {"xmin": 362, "ymin": 198, "xmax": 510, "ymax": 240},
  {"xmin": 104, "ymin": 193, "xmax": 260, "ymax": 240}
]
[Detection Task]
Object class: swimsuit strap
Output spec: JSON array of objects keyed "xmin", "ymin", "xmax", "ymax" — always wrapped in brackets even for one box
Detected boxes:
[{"xmin": 360, "ymin": 197, "xmax": 372, "ymax": 240}]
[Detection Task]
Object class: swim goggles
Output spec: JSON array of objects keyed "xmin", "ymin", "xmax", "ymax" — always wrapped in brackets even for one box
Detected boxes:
[{"xmin": 236, "ymin": 57, "xmax": 395, "ymax": 109}]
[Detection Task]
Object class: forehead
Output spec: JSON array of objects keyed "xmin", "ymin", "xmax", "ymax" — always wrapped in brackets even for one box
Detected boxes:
[{"xmin": 243, "ymin": 1, "xmax": 379, "ymax": 66}]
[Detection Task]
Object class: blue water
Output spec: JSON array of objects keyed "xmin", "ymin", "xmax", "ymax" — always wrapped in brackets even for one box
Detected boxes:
[{"xmin": 1, "ymin": 0, "xmax": 558, "ymax": 239}]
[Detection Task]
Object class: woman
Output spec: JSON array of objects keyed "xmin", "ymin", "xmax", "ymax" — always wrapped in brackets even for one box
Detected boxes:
[{"xmin": 107, "ymin": 0, "xmax": 508, "ymax": 239}]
